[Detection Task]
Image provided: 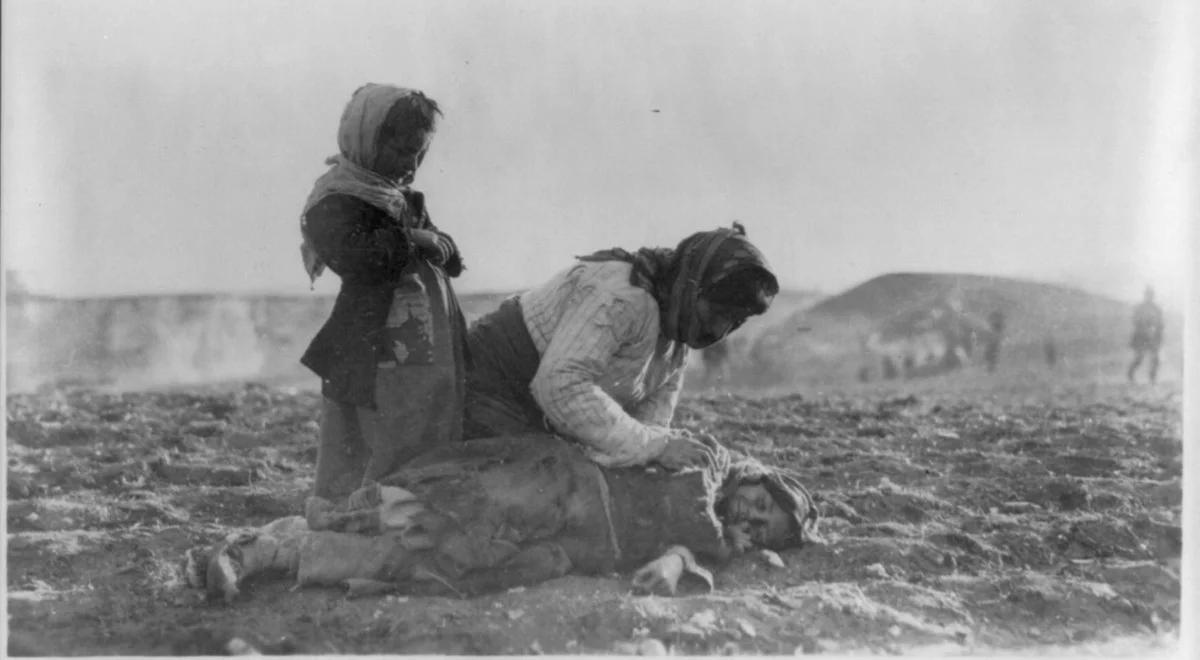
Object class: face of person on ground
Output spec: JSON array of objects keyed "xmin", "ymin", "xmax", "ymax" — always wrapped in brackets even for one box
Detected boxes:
[
  {"xmin": 688, "ymin": 298, "xmax": 753, "ymax": 349},
  {"xmin": 723, "ymin": 483, "xmax": 794, "ymax": 548}
]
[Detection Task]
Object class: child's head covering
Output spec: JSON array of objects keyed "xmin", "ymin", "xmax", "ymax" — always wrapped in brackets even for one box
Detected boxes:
[{"xmin": 299, "ymin": 84, "xmax": 441, "ymax": 283}]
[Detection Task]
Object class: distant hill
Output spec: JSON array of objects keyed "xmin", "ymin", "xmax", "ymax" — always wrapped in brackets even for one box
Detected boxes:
[
  {"xmin": 6, "ymin": 274, "xmax": 1174, "ymax": 392},
  {"xmin": 731, "ymin": 272, "xmax": 1178, "ymax": 387},
  {"xmin": 805, "ymin": 272, "xmax": 1130, "ymax": 344}
]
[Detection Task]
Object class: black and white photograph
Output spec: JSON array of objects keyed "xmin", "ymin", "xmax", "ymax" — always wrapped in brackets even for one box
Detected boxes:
[{"xmin": 3, "ymin": 0, "xmax": 1195, "ymax": 656}]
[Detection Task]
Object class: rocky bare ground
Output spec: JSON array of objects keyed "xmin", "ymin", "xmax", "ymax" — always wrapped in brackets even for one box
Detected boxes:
[{"xmin": 5, "ymin": 377, "xmax": 1182, "ymax": 655}]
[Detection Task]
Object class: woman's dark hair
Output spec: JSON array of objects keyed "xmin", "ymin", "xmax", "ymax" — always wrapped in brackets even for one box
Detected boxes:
[{"xmin": 702, "ymin": 266, "xmax": 779, "ymax": 314}]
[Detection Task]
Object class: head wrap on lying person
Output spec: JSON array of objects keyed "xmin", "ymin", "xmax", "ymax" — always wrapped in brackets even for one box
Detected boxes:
[
  {"xmin": 715, "ymin": 457, "xmax": 821, "ymax": 550},
  {"xmin": 576, "ymin": 222, "xmax": 780, "ymax": 345},
  {"xmin": 299, "ymin": 83, "xmax": 442, "ymax": 283}
]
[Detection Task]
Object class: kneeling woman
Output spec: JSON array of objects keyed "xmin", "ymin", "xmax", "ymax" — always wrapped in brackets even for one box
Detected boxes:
[
  {"xmin": 465, "ymin": 222, "xmax": 779, "ymax": 471},
  {"xmin": 186, "ymin": 434, "xmax": 819, "ymax": 602}
]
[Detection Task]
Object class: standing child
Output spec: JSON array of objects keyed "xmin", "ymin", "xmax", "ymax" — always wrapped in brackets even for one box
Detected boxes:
[{"xmin": 299, "ymin": 84, "xmax": 468, "ymax": 499}]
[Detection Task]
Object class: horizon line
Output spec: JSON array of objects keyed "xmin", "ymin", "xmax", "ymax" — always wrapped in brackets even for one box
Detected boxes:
[{"xmin": 2, "ymin": 270, "xmax": 1152, "ymax": 307}]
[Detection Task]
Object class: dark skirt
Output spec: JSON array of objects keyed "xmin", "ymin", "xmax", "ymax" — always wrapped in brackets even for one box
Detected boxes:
[
  {"xmin": 463, "ymin": 296, "xmax": 548, "ymax": 439},
  {"xmin": 313, "ymin": 261, "xmax": 466, "ymax": 499}
]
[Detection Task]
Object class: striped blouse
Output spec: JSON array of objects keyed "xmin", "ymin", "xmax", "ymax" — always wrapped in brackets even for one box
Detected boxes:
[{"xmin": 518, "ymin": 261, "xmax": 689, "ymax": 467}]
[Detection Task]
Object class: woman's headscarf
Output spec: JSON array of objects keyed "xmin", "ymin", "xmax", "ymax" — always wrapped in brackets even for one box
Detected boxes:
[
  {"xmin": 577, "ymin": 222, "xmax": 780, "ymax": 345},
  {"xmin": 716, "ymin": 457, "xmax": 821, "ymax": 550},
  {"xmin": 299, "ymin": 83, "xmax": 437, "ymax": 284}
]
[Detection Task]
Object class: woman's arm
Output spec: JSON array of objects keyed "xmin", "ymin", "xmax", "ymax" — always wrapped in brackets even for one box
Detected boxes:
[
  {"xmin": 528, "ymin": 289, "xmax": 674, "ymax": 467},
  {"xmin": 629, "ymin": 361, "xmax": 685, "ymax": 427}
]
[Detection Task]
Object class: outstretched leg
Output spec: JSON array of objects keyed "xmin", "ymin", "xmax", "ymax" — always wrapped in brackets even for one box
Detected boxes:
[
  {"xmin": 185, "ymin": 516, "xmax": 309, "ymax": 604},
  {"xmin": 187, "ymin": 522, "xmax": 417, "ymax": 604},
  {"xmin": 185, "ymin": 487, "xmax": 428, "ymax": 604}
]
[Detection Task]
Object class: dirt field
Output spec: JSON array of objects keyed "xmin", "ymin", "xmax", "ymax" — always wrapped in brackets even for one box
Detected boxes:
[{"xmin": 5, "ymin": 372, "xmax": 1182, "ymax": 655}]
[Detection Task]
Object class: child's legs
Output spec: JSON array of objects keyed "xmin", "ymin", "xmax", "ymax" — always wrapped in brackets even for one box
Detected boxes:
[
  {"xmin": 313, "ymin": 398, "xmax": 370, "ymax": 500},
  {"xmin": 360, "ymin": 363, "xmax": 461, "ymax": 484},
  {"xmin": 362, "ymin": 268, "xmax": 465, "ymax": 483}
]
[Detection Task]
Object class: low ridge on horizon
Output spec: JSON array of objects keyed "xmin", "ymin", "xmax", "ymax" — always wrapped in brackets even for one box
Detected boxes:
[
  {"xmin": 808, "ymin": 271, "xmax": 1131, "ymax": 317},
  {"xmin": 5, "ymin": 269, "xmax": 1152, "ymax": 311}
]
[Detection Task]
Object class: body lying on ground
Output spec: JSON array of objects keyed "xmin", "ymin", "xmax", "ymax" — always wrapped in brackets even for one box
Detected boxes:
[{"xmin": 185, "ymin": 434, "xmax": 819, "ymax": 602}]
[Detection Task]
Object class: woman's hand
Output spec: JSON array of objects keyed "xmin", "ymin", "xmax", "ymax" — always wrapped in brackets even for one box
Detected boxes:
[
  {"xmin": 657, "ymin": 432, "xmax": 720, "ymax": 472},
  {"xmin": 655, "ymin": 431, "xmax": 714, "ymax": 471}
]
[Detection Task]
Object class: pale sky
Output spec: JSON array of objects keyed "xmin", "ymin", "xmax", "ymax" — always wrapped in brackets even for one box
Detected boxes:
[{"xmin": 2, "ymin": 0, "xmax": 1195, "ymax": 308}]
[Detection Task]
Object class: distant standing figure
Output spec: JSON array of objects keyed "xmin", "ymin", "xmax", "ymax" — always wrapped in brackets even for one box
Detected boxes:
[
  {"xmin": 1043, "ymin": 335, "xmax": 1058, "ymax": 370},
  {"xmin": 881, "ymin": 356, "xmax": 898, "ymax": 380},
  {"xmin": 1127, "ymin": 287, "xmax": 1164, "ymax": 383},
  {"xmin": 300, "ymin": 84, "xmax": 469, "ymax": 500},
  {"xmin": 856, "ymin": 365, "xmax": 871, "ymax": 383},
  {"xmin": 983, "ymin": 310, "xmax": 1005, "ymax": 373}
]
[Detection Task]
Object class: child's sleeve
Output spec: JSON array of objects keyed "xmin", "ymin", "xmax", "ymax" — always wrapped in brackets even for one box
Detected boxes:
[
  {"xmin": 303, "ymin": 195, "xmax": 412, "ymax": 283},
  {"xmin": 423, "ymin": 217, "xmax": 464, "ymax": 277}
]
